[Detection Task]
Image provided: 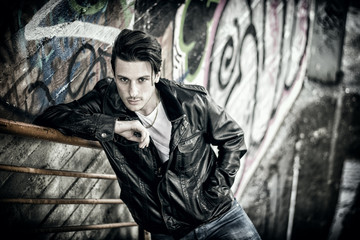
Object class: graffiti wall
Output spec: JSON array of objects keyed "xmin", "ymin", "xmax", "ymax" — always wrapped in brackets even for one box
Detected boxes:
[
  {"xmin": 0, "ymin": 0, "xmax": 130, "ymax": 119},
  {"xmin": 205, "ymin": 0, "xmax": 311, "ymax": 198},
  {"xmin": 0, "ymin": 0, "xmax": 312, "ymax": 196},
  {"xmin": 1, "ymin": 0, "xmax": 359, "ymax": 239}
]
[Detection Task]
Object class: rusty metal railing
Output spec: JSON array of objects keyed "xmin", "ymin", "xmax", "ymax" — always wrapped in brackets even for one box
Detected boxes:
[
  {"xmin": 0, "ymin": 163, "xmax": 117, "ymax": 180},
  {"xmin": 33, "ymin": 222, "xmax": 138, "ymax": 233},
  {"xmin": 0, "ymin": 117, "xmax": 150, "ymax": 240},
  {"xmin": 0, "ymin": 117, "xmax": 102, "ymax": 149},
  {"xmin": 0, "ymin": 197, "xmax": 123, "ymax": 204}
]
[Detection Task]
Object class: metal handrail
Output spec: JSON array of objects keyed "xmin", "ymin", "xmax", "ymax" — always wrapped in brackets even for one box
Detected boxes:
[
  {"xmin": 0, "ymin": 198, "xmax": 124, "ymax": 204},
  {"xmin": 32, "ymin": 222, "xmax": 138, "ymax": 233},
  {"xmin": 0, "ymin": 117, "xmax": 102, "ymax": 149},
  {"xmin": 0, "ymin": 163, "xmax": 117, "ymax": 180}
]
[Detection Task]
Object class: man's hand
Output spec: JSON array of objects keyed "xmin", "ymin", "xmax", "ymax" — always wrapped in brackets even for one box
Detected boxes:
[{"xmin": 114, "ymin": 120, "xmax": 150, "ymax": 148}]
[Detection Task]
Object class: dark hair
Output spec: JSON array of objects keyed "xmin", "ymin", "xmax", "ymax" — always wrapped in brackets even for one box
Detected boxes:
[{"xmin": 111, "ymin": 29, "xmax": 162, "ymax": 74}]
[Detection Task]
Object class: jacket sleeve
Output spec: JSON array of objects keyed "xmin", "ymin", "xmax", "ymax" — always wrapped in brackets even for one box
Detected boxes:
[
  {"xmin": 33, "ymin": 79, "xmax": 117, "ymax": 142},
  {"xmin": 203, "ymin": 93, "xmax": 247, "ymax": 198}
]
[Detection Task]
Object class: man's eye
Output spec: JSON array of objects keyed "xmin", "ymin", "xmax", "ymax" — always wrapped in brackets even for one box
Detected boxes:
[{"xmin": 118, "ymin": 77, "xmax": 128, "ymax": 82}]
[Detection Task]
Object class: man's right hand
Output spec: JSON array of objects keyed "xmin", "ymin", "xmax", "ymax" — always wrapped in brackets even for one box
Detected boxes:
[{"xmin": 114, "ymin": 120, "xmax": 150, "ymax": 148}]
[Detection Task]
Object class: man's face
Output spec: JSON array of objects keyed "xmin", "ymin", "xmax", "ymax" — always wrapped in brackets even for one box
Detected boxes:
[{"xmin": 114, "ymin": 58, "xmax": 160, "ymax": 115}]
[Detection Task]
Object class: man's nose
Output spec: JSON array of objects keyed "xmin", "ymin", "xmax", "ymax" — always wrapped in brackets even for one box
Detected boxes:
[{"xmin": 129, "ymin": 82, "xmax": 138, "ymax": 97}]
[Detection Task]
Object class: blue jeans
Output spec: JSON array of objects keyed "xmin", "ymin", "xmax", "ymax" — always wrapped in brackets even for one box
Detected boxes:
[{"xmin": 151, "ymin": 200, "xmax": 261, "ymax": 240}]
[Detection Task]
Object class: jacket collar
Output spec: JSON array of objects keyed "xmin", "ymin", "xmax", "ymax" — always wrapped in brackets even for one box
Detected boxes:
[{"xmin": 156, "ymin": 78, "xmax": 185, "ymax": 122}]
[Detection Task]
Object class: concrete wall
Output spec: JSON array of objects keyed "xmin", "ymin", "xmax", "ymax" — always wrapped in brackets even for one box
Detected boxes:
[{"xmin": 0, "ymin": 0, "xmax": 359, "ymax": 239}]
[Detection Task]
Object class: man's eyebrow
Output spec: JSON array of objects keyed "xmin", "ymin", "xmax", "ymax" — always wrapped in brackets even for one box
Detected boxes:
[
  {"xmin": 116, "ymin": 74, "xmax": 151, "ymax": 79},
  {"xmin": 115, "ymin": 74, "xmax": 127, "ymax": 78},
  {"xmin": 138, "ymin": 75, "xmax": 151, "ymax": 78}
]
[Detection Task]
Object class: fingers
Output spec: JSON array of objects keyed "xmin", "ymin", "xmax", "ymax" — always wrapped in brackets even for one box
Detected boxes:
[
  {"xmin": 138, "ymin": 136, "xmax": 149, "ymax": 149},
  {"xmin": 134, "ymin": 131, "xmax": 150, "ymax": 149},
  {"xmin": 132, "ymin": 121, "xmax": 150, "ymax": 148}
]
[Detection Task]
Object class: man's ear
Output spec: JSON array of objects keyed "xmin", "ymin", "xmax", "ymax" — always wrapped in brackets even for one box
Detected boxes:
[{"xmin": 154, "ymin": 71, "xmax": 161, "ymax": 83}]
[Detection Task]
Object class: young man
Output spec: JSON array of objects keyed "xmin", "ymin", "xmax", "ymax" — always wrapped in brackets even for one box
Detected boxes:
[{"xmin": 34, "ymin": 29, "xmax": 261, "ymax": 240}]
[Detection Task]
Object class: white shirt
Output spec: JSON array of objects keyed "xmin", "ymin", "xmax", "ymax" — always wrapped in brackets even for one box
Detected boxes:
[{"xmin": 136, "ymin": 102, "xmax": 171, "ymax": 163}]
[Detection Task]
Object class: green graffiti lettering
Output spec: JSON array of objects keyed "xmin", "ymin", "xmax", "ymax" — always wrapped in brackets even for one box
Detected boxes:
[{"xmin": 69, "ymin": 0, "xmax": 108, "ymax": 15}]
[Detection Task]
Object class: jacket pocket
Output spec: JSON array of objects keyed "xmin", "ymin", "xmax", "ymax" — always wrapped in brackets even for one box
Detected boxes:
[{"xmin": 176, "ymin": 132, "xmax": 203, "ymax": 170}]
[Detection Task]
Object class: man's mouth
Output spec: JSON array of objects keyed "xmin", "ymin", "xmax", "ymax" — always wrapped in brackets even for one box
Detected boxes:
[{"xmin": 128, "ymin": 98, "xmax": 141, "ymax": 105}]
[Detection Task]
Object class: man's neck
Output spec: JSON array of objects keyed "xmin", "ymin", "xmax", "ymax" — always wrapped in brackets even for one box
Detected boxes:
[{"xmin": 137, "ymin": 89, "xmax": 160, "ymax": 116}]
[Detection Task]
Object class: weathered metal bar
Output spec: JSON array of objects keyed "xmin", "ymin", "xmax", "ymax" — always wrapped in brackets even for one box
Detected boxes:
[
  {"xmin": 0, "ymin": 164, "xmax": 117, "ymax": 180},
  {"xmin": 0, "ymin": 198, "xmax": 124, "ymax": 204},
  {"xmin": 0, "ymin": 117, "xmax": 102, "ymax": 149},
  {"xmin": 32, "ymin": 222, "xmax": 138, "ymax": 233}
]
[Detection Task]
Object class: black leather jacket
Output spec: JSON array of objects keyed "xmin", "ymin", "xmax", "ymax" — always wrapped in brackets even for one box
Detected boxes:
[{"xmin": 34, "ymin": 78, "xmax": 247, "ymax": 238}]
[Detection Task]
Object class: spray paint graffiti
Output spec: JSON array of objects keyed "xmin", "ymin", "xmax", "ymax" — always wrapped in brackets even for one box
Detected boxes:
[
  {"xmin": 28, "ymin": 42, "xmax": 111, "ymax": 107},
  {"xmin": 0, "ymin": 0, "xmax": 134, "ymax": 119},
  {"xmin": 204, "ymin": 0, "xmax": 311, "ymax": 197},
  {"xmin": 24, "ymin": 0, "xmax": 135, "ymax": 108},
  {"xmin": 24, "ymin": 0, "xmax": 128, "ymax": 44},
  {"xmin": 172, "ymin": 0, "xmax": 219, "ymax": 83}
]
